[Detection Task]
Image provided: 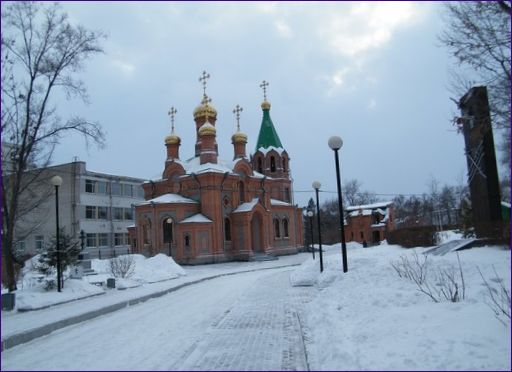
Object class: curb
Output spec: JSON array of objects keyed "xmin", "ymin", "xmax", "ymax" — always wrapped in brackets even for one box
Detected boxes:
[{"xmin": 1, "ymin": 263, "xmax": 301, "ymax": 352}]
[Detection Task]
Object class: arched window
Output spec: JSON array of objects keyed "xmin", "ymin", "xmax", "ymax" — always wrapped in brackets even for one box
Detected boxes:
[
  {"xmin": 224, "ymin": 218, "xmax": 231, "ymax": 241},
  {"xmin": 239, "ymin": 181, "xmax": 245, "ymax": 203},
  {"xmin": 282, "ymin": 158, "xmax": 287, "ymax": 172},
  {"xmin": 284, "ymin": 187, "xmax": 290, "ymax": 202},
  {"xmin": 184, "ymin": 234, "xmax": 191, "ymax": 247},
  {"xmin": 283, "ymin": 219, "xmax": 289, "ymax": 238},
  {"xmin": 163, "ymin": 218, "xmax": 173, "ymax": 243},
  {"xmin": 257, "ymin": 157, "xmax": 263, "ymax": 173},
  {"xmin": 274, "ymin": 218, "xmax": 281, "ymax": 238},
  {"xmin": 270, "ymin": 156, "xmax": 276, "ymax": 172}
]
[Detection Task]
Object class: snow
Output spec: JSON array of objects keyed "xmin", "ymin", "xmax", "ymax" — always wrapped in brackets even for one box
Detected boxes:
[
  {"xmin": 178, "ymin": 213, "xmax": 212, "ymax": 224},
  {"xmin": 270, "ymin": 198, "xmax": 291, "ymax": 206},
  {"xmin": 346, "ymin": 201, "xmax": 393, "ymax": 211},
  {"xmin": 2, "ymin": 234, "xmax": 509, "ymax": 370},
  {"xmin": 136, "ymin": 193, "xmax": 198, "ymax": 205},
  {"xmin": 13, "ymin": 254, "xmax": 187, "ymax": 311},
  {"xmin": 232, "ymin": 197, "xmax": 259, "ymax": 213},
  {"xmin": 291, "ymin": 242, "xmax": 511, "ymax": 370},
  {"xmin": 256, "ymin": 146, "xmax": 285, "ymax": 156}
]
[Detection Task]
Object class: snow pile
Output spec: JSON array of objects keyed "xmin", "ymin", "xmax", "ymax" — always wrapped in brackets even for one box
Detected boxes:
[
  {"xmin": 16, "ymin": 279, "xmax": 104, "ymax": 311},
  {"xmin": 13, "ymin": 254, "xmax": 187, "ymax": 310},
  {"xmin": 297, "ymin": 244, "xmax": 511, "ymax": 370},
  {"xmin": 132, "ymin": 254, "xmax": 186, "ymax": 283}
]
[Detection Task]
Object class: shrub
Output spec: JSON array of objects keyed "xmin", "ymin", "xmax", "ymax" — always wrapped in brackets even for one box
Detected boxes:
[{"xmin": 108, "ymin": 255, "xmax": 135, "ymax": 279}]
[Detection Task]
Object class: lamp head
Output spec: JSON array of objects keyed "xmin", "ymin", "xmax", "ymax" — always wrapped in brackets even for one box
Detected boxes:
[
  {"xmin": 312, "ymin": 181, "xmax": 321, "ymax": 190},
  {"xmin": 166, "ymin": 217, "xmax": 173, "ymax": 223},
  {"xmin": 307, "ymin": 210, "xmax": 314, "ymax": 217},
  {"xmin": 328, "ymin": 136, "xmax": 343, "ymax": 150},
  {"xmin": 50, "ymin": 175, "xmax": 63, "ymax": 187}
]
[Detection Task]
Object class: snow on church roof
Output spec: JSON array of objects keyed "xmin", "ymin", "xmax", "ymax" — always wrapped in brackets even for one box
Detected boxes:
[
  {"xmin": 271, "ymin": 199, "xmax": 291, "ymax": 206},
  {"xmin": 179, "ymin": 214, "xmax": 212, "ymax": 224},
  {"xmin": 256, "ymin": 146, "xmax": 285, "ymax": 156},
  {"xmin": 345, "ymin": 201, "xmax": 393, "ymax": 212},
  {"xmin": 136, "ymin": 193, "xmax": 198, "ymax": 205},
  {"xmin": 232, "ymin": 198, "xmax": 260, "ymax": 213}
]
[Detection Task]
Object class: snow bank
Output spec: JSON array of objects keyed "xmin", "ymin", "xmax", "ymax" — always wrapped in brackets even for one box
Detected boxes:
[
  {"xmin": 16, "ymin": 280, "xmax": 104, "ymax": 311},
  {"xmin": 297, "ymin": 243, "xmax": 511, "ymax": 370}
]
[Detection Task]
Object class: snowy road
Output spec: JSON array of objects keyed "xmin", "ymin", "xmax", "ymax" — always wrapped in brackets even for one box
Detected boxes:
[{"xmin": 1, "ymin": 267, "xmax": 314, "ymax": 371}]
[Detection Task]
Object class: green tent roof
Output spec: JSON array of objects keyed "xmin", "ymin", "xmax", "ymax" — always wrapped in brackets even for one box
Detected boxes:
[{"xmin": 255, "ymin": 106, "xmax": 283, "ymax": 151}]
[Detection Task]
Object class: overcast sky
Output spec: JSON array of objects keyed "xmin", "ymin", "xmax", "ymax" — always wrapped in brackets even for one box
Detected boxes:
[{"xmin": 50, "ymin": 1, "xmax": 488, "ymax": 207}]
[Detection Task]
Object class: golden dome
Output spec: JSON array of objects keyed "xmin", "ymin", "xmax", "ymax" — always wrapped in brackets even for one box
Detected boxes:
[
  {"xmin": 261, "ymin": 100, "xmax": 271, "ymax": 110},
  {"xmin": 198, "ymin": 122, "xmax": 216, "ymax": 136},
  {"xmin": 232, "ymin": 131, "xmax": 248, "ymax": 143},
  {"xmin": 165, "ymin": 134, "xmax": 181, "ymax": 145},
  {"xmin": 193, "ymin": 102, "xmax": 217, "ymax": 120}
]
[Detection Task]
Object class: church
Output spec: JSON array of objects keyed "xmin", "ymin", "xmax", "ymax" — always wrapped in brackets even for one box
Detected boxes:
[{"xmin": 129, "ymin": 74, "xmax": 304, "ymax": 264}]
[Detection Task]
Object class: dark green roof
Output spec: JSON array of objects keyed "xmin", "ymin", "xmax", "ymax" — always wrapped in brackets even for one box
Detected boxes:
[{"xmin": 255, "ymin": 106, "xmax": 283, "ymax": 151}]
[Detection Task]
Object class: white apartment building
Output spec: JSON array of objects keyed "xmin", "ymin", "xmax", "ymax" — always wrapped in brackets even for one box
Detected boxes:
[{"xmin": 14, "ymin": 161, "xmax": 145, "ymax": 258}]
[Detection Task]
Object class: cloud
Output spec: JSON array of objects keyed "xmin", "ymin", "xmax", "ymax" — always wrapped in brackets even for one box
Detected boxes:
[
  {"xmin": 110, "ymin": 59, "xmax": 136, "ymax": 77},
  {"xmin": 321, "ymin": 2, "xmax": 421, "ymax": 58},
  {"xmin": 275, "ymin": 19, "xmax": 293, "ymax": 39}
]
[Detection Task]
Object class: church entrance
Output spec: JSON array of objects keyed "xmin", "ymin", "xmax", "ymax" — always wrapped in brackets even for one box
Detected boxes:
[{"xmin": 251, "ymin": 213, "xmax": 263, "ymax": 252}]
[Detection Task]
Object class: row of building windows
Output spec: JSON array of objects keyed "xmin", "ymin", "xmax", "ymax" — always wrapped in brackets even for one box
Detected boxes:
[
  {"xmin": 85, "ymin": 179, "xmax": 144, "ymax": 198},
  {"xmin": 85, "ymin": 206, "xmax": 134, "ymax": 220},
  {"xmin": 86, "ymin": 233, "xmax": 130, "ymax": 247}
]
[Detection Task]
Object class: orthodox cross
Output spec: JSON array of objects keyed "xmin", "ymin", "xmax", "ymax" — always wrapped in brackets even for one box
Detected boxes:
[
  {"xmin": 168, "ymin": 106, "xmax": 177, "ymax": 133},
  {"xmin": 199, "ymin": 70, "xmax": 210, "ymax": 98},
  {"xmin": 233, "ymin": 104, "xmax": 243, "ymax": 131},
  {"xmin": 260, "ymin": 80, "xmax": 269, "ymax": 101}
]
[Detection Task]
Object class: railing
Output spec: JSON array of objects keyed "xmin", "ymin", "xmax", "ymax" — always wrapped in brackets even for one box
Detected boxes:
[{"xmin": 83, "ymin": 246, "xmax": 131, "ymax": 259}]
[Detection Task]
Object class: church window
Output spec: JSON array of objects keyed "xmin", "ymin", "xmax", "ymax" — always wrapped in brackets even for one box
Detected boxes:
[
  {"xmin": 163, "ymin": 218, "xmax": 173, "ymax": 243},
  {"xmin": 143, "ymin": 221, "xmax": 151, "ymax": 244},
  {"xmin": 239, "ymin": 181, "xmax": 245, "ymax": 203},
  {"xmin": 282, "ymin": 158, "xmax": 287, "ymax": 172},
  {"xmin": 284, "ymin": 187, "xmax": 290, "ymax": 202},
  {"xmin": 224, "ymin": 218, "xmax": 231, "ymax": 241},
  {"xmin": 257, "ymin": 157, "xmax": 263, "ymax": 173},
  {"xmin": 184, "ymin": 234, "xmax": 191, "ymax": 247},
  {"xmin": 270, "ymin": 156, "xmax": 276, "ymax": 172},
  {"xmin": 274, "ymin": 218, "xmax": 281, "ymax": 238},
  {"xmin": 283, "ymin": 219, "xmax": 289, "ymax": 238}
]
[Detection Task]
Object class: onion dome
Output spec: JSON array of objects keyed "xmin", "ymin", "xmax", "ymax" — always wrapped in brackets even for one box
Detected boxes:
[
  {"xmin": 193, "ymin": 97, "xmax": 217, "ymax": 120},
  {"xmin": 198, "ymin": 121, "xmax": 216, "ymax": 136},
  {"xmin": 261, "ymin": 100, "xmax": 271, "ymax": 110},
  {"xmin": 231, "ymin": 131, "xmax": 248, "ymax": 143},
  {"xmin": 165, "ymin": 133, "xmax": 181, "ymax": 145}
]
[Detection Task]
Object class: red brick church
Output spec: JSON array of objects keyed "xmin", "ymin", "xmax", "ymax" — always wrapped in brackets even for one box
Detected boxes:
[{"xmin": 129, "ymin": 75, "xmax": 304, "ymax": 264}]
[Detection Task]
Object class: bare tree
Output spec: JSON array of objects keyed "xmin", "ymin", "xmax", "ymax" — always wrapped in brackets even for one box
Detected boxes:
[
  {"xmin": 439, "ymin": 1, "xmax": 511, "ymax": 169},
  {"xmin": 1, "ymin": 2, "xmax": 106, "ymax": 291}
]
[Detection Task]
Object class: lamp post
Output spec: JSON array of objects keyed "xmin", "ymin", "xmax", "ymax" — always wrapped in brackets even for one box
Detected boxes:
[
  {"xmin": 312, "ymin": 181, "xmax": 324, "ymax": 272},
  {"xmin": 51, "ymin": 175, "xmax": 63, "ymax": 292},
  {"xmin": 306, "ymin": 210, "xmax": 315, "ymax": 260},
  {"xmin": 166, "ymin": 217, "xmax": 173, "ymax": 257},
  {"xmin": 79, "ymin": 230, "xmax": 85, "ymax": 251},
  {"xmin": 328, "ymin": 136, "xmax": 348, "ymax": 273}
]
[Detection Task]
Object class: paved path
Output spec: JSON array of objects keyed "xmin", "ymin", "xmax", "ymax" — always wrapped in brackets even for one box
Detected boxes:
[
  {"xmin": 173, "ymin": 270, "xmax": 312, "ymax": 371},
  {"xmin": 2, "ymin": 267, "xmax": 314, "ymax": 371}
]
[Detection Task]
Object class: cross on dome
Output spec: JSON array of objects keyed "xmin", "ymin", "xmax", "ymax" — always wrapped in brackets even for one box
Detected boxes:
[
  {"xmin": 260, "ymin": 80, "xmax": 269, "ymax": 101},
  {"xmin": 199, "ymin": 70, "xmax": 210, "ymax": 98},
  {"xmin": 233, "ymin": 104, "xmax": 243, "ymax": 131},
  {"xmin": 168, "ymin": 106, "xmax": 177, "ymax": 133}
]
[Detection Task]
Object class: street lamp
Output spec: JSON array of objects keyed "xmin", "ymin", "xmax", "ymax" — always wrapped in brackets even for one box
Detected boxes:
[
  {"xmin": 312, "ymin": 181, "xmax": 324, "ymax": 272},
  {"xmin": 50, "ymin": 175, "xmax": 63, "ymax": 292},
  {"xmin": 79, "ymin": 230, "xmax": 85, "ymax": 251},
  {"xmin": 166, "ymin": 217, "xmax": 173, "ymax": 257},
  {"xmin": 306, "ymin": 210, "xmax": 315, "ymax": 260},
  {"xmin": 328, "ymin": 136, "xmax": 348, "ymax": 273}
]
